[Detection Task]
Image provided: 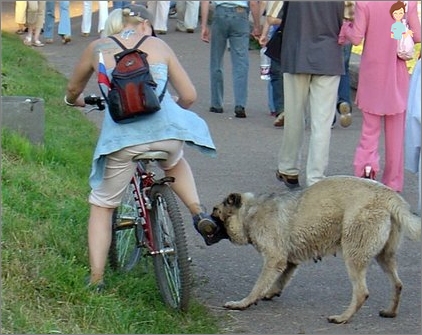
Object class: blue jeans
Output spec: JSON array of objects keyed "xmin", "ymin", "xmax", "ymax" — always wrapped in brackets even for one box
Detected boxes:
[
  {"xmin": 112, "ymin": 2, "xmax": 132, "ymax": 10},
  {"xmin": 209, "ymin": 5, "xmax": 250, "ymax": 108},
  {"xmin": 44, "ymin": 1, "xmax": 71, "ymax": 39},
  {"xmin": 337, "ymin": 43, "xmax": 352, "ymax": 106},
  {"xmin": 270, "ymin": 58, "xmax": 284, "ymax": 113}
]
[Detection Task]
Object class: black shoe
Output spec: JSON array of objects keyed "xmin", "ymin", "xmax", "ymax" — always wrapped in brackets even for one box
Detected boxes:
[
  {"xmin": 276, "ymin": 171, "xmax": 300, "ymax": 189},
  {"xmin": 193, "ymin": 213, "xmax": 227, "ymax": 246},
  {"xmin": 85, "ymin": 277, "xmax": 105, "ymax": 293},
  {"xmin": 209, "ymin": 106, "xmax": 224, "ymax": 113},
  {"xmin": 234, "ymin": 106, "xmax": 246, "ymax": 118}
]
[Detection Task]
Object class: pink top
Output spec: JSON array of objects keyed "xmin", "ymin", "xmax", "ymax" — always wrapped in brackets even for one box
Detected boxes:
[{"xmin": 339, "ymin": 1, "xmax": 421, "ymax": 115}]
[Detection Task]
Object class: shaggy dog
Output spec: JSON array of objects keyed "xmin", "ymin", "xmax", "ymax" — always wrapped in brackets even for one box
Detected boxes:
[{"xmin": 210, "ymin": 176, "xmax": 420, "ymax": 324}]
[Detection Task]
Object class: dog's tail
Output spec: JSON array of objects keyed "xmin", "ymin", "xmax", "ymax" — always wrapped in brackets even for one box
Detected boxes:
[{"xmin": 389, "ymin": 193, "xmax": 421, "ymax": 241}]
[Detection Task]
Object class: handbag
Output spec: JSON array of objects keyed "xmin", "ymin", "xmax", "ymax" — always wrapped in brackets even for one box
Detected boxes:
[
  {"xmin": 397, "ymin": 32, "xmax": 415, "ymax": 61},
  {"xmin": 397, "ymin": 1, "xmax": 415, "ymax": 61},
  {"xmin": 264, "ymin": 2, "xmax": 289, "ymax": 63},
  {"xmin": 264, "ymin": 25, "xmax": 283, "ymax": 62}
]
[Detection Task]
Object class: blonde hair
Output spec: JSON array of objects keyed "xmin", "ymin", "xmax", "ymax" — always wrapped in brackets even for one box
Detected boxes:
[{"xmin": 103, "ymin": 6, "xmax": 152, "ymax": 36}]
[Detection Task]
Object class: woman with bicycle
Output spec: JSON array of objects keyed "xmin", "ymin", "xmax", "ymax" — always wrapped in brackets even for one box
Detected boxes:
[{"xmin": 64, "ymin": 4, "xmax": 226, "ymax": 290}]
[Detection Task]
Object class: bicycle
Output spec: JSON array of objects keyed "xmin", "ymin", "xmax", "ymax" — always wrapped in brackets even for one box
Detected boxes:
[{"xmin": 83, "ymin": 95, "xmax": 191, "ymax": 311}]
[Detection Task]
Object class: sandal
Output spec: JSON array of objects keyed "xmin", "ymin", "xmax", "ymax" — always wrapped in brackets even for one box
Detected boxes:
[
  {"xmin": 32, "ymin": 40, "xmax": 45, "ymax": 47},
  {"xmin": 23, "ymin": 36, "xmax": 32, "ymax": 46}
]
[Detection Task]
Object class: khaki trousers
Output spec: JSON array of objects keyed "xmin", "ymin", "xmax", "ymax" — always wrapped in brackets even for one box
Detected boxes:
[{"xmin": 278, "ymin": 73, "xmax": 340, "ymax": 186}]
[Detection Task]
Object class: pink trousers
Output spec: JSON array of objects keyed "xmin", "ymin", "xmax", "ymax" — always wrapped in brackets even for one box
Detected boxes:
[{"xmin": 353, "ymin": 111, "xmax": 405, "ymax": 192}]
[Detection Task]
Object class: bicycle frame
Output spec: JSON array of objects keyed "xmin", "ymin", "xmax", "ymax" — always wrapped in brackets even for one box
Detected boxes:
[
  {"xmin": 84, "ymin": 96, "xmax": 191, "ymax": 311},
  {"xmin": 130, "ymin": 160, "xmax": 175, "ymax": 255},
  {"xmin": 109, "ymin": 152, "xmax": 191, "ymax": 311}
]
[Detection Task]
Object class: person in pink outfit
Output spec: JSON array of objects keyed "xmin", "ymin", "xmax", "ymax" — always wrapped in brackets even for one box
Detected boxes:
[{"xmin": 339, "ymin": 1, "xmax": 421, "ymax": 192}]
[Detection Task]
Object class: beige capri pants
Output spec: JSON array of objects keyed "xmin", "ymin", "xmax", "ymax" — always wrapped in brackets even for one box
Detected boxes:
[
  {"xmin": 26, "ymin": 1, "xmax": 46, "ymax": 29},
  {"xmin": 89, "ymin": 140, "xmax": 184, "ymax": 208}
]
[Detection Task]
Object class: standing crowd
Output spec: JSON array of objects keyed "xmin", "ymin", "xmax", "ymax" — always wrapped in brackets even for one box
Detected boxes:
[{"xmin": 11, "ymin": 1, "xmax": 421, "ymax": 287}]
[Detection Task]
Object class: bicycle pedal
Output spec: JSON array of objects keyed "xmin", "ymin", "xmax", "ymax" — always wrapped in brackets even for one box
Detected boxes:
[{"xmin": 115, "ymin": 219, "xmax": 135, "ymax": 229}]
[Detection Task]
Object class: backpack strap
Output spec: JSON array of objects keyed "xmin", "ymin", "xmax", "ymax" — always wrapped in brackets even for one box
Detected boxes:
[
  {"xmin": 158, "ymin": 79, "xmax": 168, "ymax": 102},
  {"xmin": 133, "ymin": 35, "xmax": 149, "ymax": 49},
  {"xmin": 108, "ymin": 35, "xmax": 149, "ymax": 51}
]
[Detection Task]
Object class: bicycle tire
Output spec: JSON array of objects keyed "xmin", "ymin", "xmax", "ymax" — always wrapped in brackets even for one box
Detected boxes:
[
  {"xmin": 150, "ymin": 184, "xmax": 191, "ymax": 311},
  {"xmin": 109, "ymin": 183, "xmax": 142, "ymax": 272}
]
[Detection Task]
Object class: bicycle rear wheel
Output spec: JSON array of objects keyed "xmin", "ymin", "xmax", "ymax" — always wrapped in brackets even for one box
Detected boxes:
[
  {"xmin": 109, "ymin": 183, "xmax": 142, "ymax": 272},
  {"xmin": 150, "ymin": 184, "xmax": 191, "ymax": 311}
]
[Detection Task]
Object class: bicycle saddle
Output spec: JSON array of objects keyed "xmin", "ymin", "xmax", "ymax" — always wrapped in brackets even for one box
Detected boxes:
[{"xmin": 133, "ymin": 151, "xmax": 169, "ymax": 162}]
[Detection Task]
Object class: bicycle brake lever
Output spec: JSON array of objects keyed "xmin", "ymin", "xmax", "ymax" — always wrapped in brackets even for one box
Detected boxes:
[{"xmin": 85, "ymin": 106, "xmax": 99, "ymax": 114}]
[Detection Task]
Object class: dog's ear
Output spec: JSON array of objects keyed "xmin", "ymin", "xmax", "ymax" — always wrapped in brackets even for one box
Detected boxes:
[{"xmin": 226, "ymin": 193, "xmax": 242, "ymax": 208}]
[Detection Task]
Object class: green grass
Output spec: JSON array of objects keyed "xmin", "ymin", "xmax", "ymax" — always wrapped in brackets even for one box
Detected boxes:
[{"xmin": 1, "ymin": 31, "xmax": 220, "ymax": 334}]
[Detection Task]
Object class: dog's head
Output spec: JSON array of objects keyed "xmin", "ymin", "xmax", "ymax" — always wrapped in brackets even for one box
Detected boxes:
[{"xmin": 211, "ymin": 193, "xmax": 253, "ymax": 245}]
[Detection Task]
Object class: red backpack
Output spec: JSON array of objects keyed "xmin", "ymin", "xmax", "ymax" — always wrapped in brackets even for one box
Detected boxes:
[{"xmin": 100, "ymin": 35, "xmax": 167, "ymax": 123}]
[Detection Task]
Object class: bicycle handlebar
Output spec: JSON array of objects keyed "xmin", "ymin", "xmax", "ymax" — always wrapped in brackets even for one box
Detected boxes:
[{"xmin": 84, "ymin": 95, "xmax": 106, "ymax": 111}]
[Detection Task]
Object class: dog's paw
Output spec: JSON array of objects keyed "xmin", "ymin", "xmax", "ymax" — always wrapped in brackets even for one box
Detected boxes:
[
  {"xmin": 262, "ymin": 291, "xmax": 281, "ymax": 300},
  {"xmin": 379, "ymin": 309, "xmax": 397, "ymax": 318},
  {"xmin": 223, "ymin": 299, "xmax": 251, "ymax": 310},
  {"xmin": 327, "ymin": 314, "xmax": 349, "ymax": 324}
]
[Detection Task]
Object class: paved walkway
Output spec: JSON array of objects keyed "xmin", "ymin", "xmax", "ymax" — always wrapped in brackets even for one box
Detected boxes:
[{"xmin": 2, "ymin": 2, "xmax": 420, "ymax": 334}]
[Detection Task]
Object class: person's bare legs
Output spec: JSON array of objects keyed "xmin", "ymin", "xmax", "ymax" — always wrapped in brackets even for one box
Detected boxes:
[
  {"xmin": 163, "ymin": 157, "xmax": 203, "ymax": 214},
  {"xmin": 33, "ymin": 27, "xmax": 43, "ymax": 44},
  {"xmin": 163, "ymin": 157, "xmax": 223, "ymax": 244},
  {"xmin": 88, "ymin": 205, "xmax": 114, "ymax": 284}
]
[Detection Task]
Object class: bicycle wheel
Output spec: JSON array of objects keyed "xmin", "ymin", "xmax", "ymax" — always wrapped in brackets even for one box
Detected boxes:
[
  {"xmin": 150, "ymin": 184, "xmax": 191, "ymax": 311},
  {"xmin": 109, "ymin": 183, "xmax": 142, "ymax": 272}
]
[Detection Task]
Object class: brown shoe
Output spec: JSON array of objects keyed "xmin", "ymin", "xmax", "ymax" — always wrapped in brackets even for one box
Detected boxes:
[
  {"xmin": 61, "ymin": 35, "xmax": 71, "ymax": 44},
  {"xmin": 273, "ymin": 112, "xmax": 284, "ymax": 127},
  {"xmin": 276, "ymin": 171, "xmax": 300, "ymax": 189}
]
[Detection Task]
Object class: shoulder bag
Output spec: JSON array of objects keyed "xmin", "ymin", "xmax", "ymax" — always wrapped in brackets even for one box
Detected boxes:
[{"xmin": 264, "ymin": 2, "xmax": 289, "ymax": 63}]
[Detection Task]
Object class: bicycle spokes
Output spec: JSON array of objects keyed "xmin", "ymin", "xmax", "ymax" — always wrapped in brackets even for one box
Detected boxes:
[{"xmin": 150, "ymin": 185, "xmax": 191, "ymax": 311}]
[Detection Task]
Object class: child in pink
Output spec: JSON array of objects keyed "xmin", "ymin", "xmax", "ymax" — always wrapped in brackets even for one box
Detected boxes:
[{"xmin": 339, "ymin": 1, "xmax": 421, "ymax": 192}]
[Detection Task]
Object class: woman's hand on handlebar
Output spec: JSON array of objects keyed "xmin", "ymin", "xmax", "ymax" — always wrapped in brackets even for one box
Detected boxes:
[
  {"xmin": 64, "ymin": 93, "xmax": 105, "ymax": 112},
  {"xmin": 84, "ymin": 94, "xmax": 105, "ymax": 110},
  {"xmin": 64, "ymin": 93, "xmax": 86, "ymax": 107}
]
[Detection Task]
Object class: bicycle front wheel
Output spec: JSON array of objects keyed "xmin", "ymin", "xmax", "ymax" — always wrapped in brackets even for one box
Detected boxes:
[{"xmin": 150, "ymin": 184, "xmax": 191, "ymax": 312}]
